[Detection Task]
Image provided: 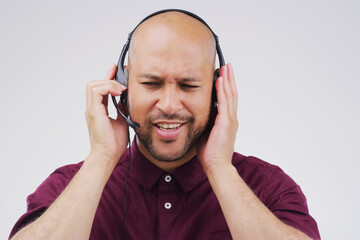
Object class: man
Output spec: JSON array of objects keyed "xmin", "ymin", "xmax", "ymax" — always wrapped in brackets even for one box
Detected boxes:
[{"xmin": 10, "ymin": 10, "xmax": 320, "ymax": 240}]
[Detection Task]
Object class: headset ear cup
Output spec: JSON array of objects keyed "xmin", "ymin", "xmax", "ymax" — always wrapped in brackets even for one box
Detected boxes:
[
  {"xmin": 120, "ymin": 68, "xmax": 129, "ymax": 106},
  {"xmin": 120, "ymin": 90, "xmax": 127, "ymax": 105},
  {"xmin": 212, "ymin": 69, "xmax": 219, "ymax": 107}
]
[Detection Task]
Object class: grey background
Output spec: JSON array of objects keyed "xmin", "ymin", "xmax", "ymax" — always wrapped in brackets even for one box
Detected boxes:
[{"xmin": 1, "ymin": 0, "xmax": 359, "ymax": 239}]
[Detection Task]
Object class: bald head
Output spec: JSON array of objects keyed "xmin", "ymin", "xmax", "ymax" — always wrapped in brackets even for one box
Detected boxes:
[{"xmin": 128, "ymin": 11, "xmax": 216, "ymax": 69}]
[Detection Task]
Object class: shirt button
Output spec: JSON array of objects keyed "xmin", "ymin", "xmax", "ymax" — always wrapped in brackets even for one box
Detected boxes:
[
  {"xmin": 164, "ymin": 202, "xmax": 172, "ymax": 209},
  {"xmin": 165, "ymin": 175, "xmax": 172, "ymax": 182}
]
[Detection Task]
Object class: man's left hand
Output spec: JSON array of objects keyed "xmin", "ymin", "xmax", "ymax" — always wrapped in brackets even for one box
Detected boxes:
[{"xmin": 196, "ymin": 63, "xmax": 238, "ymax": 171}]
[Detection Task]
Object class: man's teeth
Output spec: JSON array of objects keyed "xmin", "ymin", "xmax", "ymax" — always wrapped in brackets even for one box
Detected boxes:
[{"xmin": 157, "ymin": 123, "xmax": 181, "ymax": 131}]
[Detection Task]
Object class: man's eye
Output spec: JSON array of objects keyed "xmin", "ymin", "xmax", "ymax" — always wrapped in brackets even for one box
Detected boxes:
[
  {"xmin": 141, "ymin": 82, "xmax": 161, "ymax": 87},
  {"xmin": 180, "ymin": 84, "xmax": 199, "ymax": 89}
]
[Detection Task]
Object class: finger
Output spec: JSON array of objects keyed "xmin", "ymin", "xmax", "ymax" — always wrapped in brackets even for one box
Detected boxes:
[
  {"xmin": 86, "ymin": 81, "xmax": 126, "ymax": 116},
  {"xmin": 227, "ymin": 63, "xmax": 238, "ymax": 99},
  {"xmin": 220, "ymin": 64, "xmax": 238, "ymax": 114},
  {"xmin": 105, "ymin": 64, "xmax": 117, "ymax": 80},
  {"xmin": 224, "ymin": 64, "xmax": 237, "ymax": 114},
  {"xmin": 86, "ymin": 81, "xmax": 107, "ymax": 107},
  {"xmin": 220, "ymin": 65, "xmax": 233, "ymax": 113},
  {"xmin": 226, "ymin": 64, "xmax": 238, "ymax": 113},
  {"xmin": 88, "ymin": 80, "xmax": 126, "ymax": 96},
  {"xmin": 87, "ymin": 87, "xmax": 118, "ymax": 120},
  {"xmin": 217, "ymin": 65, "xmax": 239, "ymax": 133},
  {"xmin": 215, "ymin": 76, "xmax": 227, "ymax": 115},
  {"xmin": 102, "ymin": 94, "xmax": 109, "ymax": 114}
]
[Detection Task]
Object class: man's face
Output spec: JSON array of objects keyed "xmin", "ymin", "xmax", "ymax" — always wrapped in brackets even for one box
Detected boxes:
[{"xmin": 127, "ymin": 22, "xmax": 215, "ymax": 163}]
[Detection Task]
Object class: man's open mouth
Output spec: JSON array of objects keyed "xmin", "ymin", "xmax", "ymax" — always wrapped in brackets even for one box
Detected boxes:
[{"xmin": 156, "ymin": 123, "xmax": 183, "ymax": 131}]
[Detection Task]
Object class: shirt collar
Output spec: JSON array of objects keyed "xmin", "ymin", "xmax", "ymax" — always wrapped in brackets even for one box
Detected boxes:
[
  {"xmin": 172, "ymin": 156, "xmax": 207, "ymax": 193},
  {"xmin": 132, "ymin": 137, "xmax": 207, "ymax": 193}
]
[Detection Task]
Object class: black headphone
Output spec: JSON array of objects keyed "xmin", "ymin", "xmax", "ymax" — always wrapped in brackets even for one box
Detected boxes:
[{"xmin": 112, "ymin": 9, "xmax": 225, "ymax": 130}]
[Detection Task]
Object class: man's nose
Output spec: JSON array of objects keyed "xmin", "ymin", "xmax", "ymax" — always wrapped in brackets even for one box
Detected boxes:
[{"xmin": 155, "ymin": 85, "xmax": 183, "ymax": 115}]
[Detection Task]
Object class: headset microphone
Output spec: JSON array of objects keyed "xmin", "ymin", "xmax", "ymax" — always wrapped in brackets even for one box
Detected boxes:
[{"xmin": 111, "ymin": 97, "xmax": 140, "ymax": 130}]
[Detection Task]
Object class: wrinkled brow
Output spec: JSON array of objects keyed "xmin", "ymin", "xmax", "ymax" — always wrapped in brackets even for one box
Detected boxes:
[
  {"xmin": 138, "ymin": 74, "xmax": 201, "ymax": 82},
  {"xmin": 138, "ymin": 74, "xmax": 162, "ymax": 81}
]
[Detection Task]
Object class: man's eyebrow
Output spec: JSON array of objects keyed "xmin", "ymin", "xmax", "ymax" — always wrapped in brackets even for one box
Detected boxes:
[
  {"xmin": 138, "ymin": 74, "xmax": 162, "ymax": 81},
  {"xmin": 138, "ymin": 74, "xmax": 201, "ymax": 82},
  {"xmin": 176, "ymin": 77, "xmax": 201, "ymax": 82}
]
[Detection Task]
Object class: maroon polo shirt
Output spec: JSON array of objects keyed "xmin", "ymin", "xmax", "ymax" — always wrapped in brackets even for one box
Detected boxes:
[{"xmin": 10, "ymin": 140, "xmax": 320, "ymax": 239}]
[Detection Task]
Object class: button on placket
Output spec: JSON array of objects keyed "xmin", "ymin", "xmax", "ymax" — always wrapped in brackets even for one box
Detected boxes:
[
  {"xmin": 164, "ymin": 175, "xmax": 172, "ymax": 209},
  {"xmin": 164, "ymin": 202, "xmax": 172, "ymax": 209},
  {"xmin": 159, "ymin": 173, "xmax": 176, "ymax": 238},
  {"xmin": 165, "ymin": 175, "xmax": 172, "ymax": 183}
]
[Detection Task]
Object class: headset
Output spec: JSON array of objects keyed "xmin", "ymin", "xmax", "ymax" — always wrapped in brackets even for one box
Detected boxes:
[{"xmin": 112, "ymin": 8, "xmax": 225, "ymax": 131}]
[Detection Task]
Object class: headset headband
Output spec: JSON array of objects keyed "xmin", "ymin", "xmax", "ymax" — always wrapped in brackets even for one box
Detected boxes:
[{"xmin": 115, "ymin": 9, "xmax": 225, "ymax": 85}]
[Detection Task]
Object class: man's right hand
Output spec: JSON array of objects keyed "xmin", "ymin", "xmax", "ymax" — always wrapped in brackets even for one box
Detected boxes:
[
  {"xmin": 11, "ymin": 65, "xmax": 130, "ymax": 240},
  {"xmin": 85, "ymin": 64, "xmax": 129, "ymax": 165}
]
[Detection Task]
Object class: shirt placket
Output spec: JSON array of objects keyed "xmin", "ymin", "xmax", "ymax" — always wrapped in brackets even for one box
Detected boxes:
[{"xmin": 158, "ymin": 173, "xmax": 178, "ymax": 240}]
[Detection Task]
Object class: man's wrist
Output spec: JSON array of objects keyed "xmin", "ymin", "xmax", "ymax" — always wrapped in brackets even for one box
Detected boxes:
[
  {"xmin": 203, "ymin": 161, "xmax": 238, "ymax": 184},
  {"xmin": 83, "ymin": 151, "xmax": 119, "ymax": 177}
]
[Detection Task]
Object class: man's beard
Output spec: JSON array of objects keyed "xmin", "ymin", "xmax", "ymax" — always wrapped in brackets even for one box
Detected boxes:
[{"xmin": 134, "ymin": 112, "xmax": 208, "ymax": 162}]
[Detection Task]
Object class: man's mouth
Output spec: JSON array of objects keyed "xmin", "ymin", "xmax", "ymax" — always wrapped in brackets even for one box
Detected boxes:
[
  {"xmin": 153, "ymin": 122, "xmax": 185, "ymax": 140},
  {"xmin": 156, "ymin": 123, "xmax": 182, "ymax": 131}
]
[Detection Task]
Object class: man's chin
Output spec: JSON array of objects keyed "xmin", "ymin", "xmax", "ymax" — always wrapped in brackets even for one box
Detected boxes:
[
  {"xmin": 158, "ymin": 138, "xmax": 177, "ymax": 144},
  {"xmin": 136, "ymin": 121, "xmax": 205, "ymax": 163},
  {"xmin": 150, "ymin": 142, "xmax": 189, "ymax": 162}
]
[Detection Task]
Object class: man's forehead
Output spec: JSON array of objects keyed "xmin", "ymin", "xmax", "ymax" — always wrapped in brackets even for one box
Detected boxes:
[
  {"xmin": 131, "ymin": 11, "xmax": 214, "ymax": 42},
  {"xmin": 128, "ymin": 12, "xmax": 216, "ymax": 62}
]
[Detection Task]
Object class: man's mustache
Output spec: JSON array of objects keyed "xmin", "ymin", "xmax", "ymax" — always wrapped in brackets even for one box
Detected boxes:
[{"xmin": 148, "ymin": 112, "xmax": 195, "ymax": 123}]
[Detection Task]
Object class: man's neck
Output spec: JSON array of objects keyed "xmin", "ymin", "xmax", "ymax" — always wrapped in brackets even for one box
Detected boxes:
[{"xmin": 136, "ymin": 139, "xmax": 196, "ymax": 172}]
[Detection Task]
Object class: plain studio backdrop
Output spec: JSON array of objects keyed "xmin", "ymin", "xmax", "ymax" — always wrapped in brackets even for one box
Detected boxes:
[{"xmin": 1, "ymin": 1, "xmax": 359, "ymax": 239}]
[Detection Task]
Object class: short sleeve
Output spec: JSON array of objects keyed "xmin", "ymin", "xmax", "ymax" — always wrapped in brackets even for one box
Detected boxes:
[
  {"xmin": 233, "ymin": 154, "xmax": 320, "ymax": 240},
  {"xmin": 262, "ymin": 165, "xmax": 321, "ymax": 240},
  {"xmin": 9, "ymin": 163, "xmax": 82, "ymax": 239}
]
